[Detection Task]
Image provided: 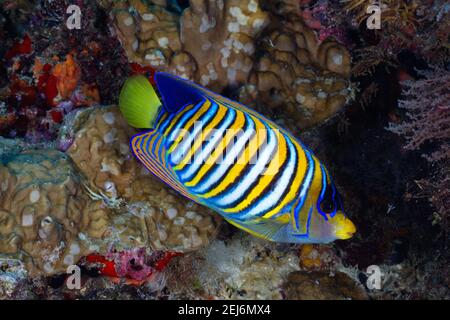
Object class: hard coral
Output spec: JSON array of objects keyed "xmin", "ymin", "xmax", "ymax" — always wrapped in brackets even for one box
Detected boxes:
[
  {"xmin": 108, "ymin": 0, "xmax": 351, "ymax": 130},
  {"xmin": 242, "ymin": 18, "xmax": 352, "ymax": 129},
  {"xmin": 0, "ymin": 124, "xmax": 217, "ymax": 277},
  {"xmin": 180, "ymin": 0, "xmax": 270, "ymax": 90},
  {"xmin": 0, "ymin": 146, "xmax": 111, "ymax": 276},
  {"xmin": 109, "ymin": 0, "xmax": 197, "ymax": 79},
  {"xmin": 109, "ymin": 0, "xmax": 270, "ymax": 91}
]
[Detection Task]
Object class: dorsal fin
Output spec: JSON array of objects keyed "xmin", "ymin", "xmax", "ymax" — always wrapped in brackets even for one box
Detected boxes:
[
  {"xmin": 153, "ymin": 72, "xmax": 290, "ymax": 136},
  {"xmin": 154, "ymin": 72, "xmax": 203, "ymax": 113}
]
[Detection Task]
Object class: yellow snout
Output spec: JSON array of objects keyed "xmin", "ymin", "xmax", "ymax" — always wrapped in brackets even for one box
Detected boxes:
[{"xmin": 332, "ymin": 212, "xmax": 356, "ymax": 240}]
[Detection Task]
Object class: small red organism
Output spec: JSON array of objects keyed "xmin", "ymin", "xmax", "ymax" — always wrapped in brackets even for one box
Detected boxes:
[
  {"xmin": 129, "ymin": 63, "xmax": 156, "ymax": 85},
  {"xmin": 5, "ymin": 33, "xmax": 32, "ymax": 59},
  {"xmin": 85, "ymin": 253, "xmax": 119, "ymax": 278},
  {"xmin": 36, "ymin": 64, "xmax": 58, "ymax": 107},
  {"xmin": 84, "ymin": 249, "xmax": 182, "ymax": 286},
  {"xmin": 153, "ymin": 251, "xmax": 183, "ymax": 271},
  {"xmin": 49, "ymin": 109, "xmax": 64, "ymax": 123},
  {"xmin": 9, "ymin": 76, "xmax": 37, "ymax": 108},
  {"xmin": 0, "ymin": 113, "xmax": 17, "ymax": 130}
]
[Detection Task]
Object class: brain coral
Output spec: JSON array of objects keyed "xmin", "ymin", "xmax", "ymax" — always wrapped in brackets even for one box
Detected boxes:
[{"xmin": 242, "ymin": 18, "xmax": 352, "ymax": 128}]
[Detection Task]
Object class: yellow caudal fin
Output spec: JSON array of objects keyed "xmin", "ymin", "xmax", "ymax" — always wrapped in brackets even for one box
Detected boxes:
[{"xmin": 119, "ymin": 75, "xmax": 162, "ymax": 129}]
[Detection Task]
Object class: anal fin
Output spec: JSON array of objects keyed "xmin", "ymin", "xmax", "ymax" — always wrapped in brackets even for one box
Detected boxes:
[{"xmin": 224, "ymin": 217, "xmax": 286, "ymax": 242}]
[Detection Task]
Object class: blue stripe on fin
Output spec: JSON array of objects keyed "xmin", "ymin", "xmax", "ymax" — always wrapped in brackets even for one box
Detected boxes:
[{"xmin": 130, "ymin": 130, "xmax": 198, "ymax": 202}]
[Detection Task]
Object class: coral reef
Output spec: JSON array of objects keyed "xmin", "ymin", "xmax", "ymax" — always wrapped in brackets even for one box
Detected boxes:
[
  {"xmin": 180, "ymin": 0, "xmax": 269, "ymax": 90},
  {"xmin": 241, "ymin": 18, "xmax": 352, "ymax": 129},
  {"xmin": 1, "ymin": 0, "xmax": 449, "ymax": 301},
  {"xmin": 107, "ymin": 0, "xmax": 187, "ymax": 72},
  {"xmin": 0, "ymin": 106, "xmax": 219, "ymax": 277},
  {"xmin": 343, "ymin": 0, "xmax": 449, "ymax": 64},
  {"xmin": 166, "ymin": 235, "xmax": 301, "ymax": 299},
  {"xmin": 0, "ymin": 144, "xmax": 110, "ymax": 275},
  {"xmin": 164, "ymin": 235, "xmax": 366, "ymax": 300},
  {"xmin": 107, "ymin": 0, "xmax": 352, "ymax": 130},
  {"xmin": 0, "ymin": 0, "xmax": 130, "ymax": 142},
  {"xmin": 109, "ymin": 0, "xmax": 270, "ymax": 91}
]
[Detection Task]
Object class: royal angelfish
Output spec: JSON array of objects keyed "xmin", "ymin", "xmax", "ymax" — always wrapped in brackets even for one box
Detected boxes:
[{"xmin": 119, "ymin": 72, "xmax": 356, "ymax": 244}]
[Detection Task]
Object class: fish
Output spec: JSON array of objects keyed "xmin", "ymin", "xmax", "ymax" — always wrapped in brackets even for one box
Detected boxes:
[{"xmin": 118, "ymin": 72, "xmax": 356, "ymax": 244}]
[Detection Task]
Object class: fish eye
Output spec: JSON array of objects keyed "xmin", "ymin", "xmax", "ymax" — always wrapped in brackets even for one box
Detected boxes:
[{"xmin": 320, "ymin": 186, "xmax": 335, "ymax": 214}]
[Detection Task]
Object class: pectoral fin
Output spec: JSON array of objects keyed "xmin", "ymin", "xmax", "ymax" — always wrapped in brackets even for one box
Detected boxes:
[{"xmin": 223, "ymin": 217, "xmax": 286, "ymax": 241}]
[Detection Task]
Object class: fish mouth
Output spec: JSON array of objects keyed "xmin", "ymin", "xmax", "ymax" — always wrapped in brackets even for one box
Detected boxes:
[
  {"xmin": 338, "ymin": 228, "xmax": 356, "ymax": 240},
  {"xmin": 333, "ymin": 213, "xmax": 356, "ymax": 240}
]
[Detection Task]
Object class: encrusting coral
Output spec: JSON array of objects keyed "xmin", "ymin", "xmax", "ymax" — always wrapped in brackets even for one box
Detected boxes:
[
  {"xmin": 180, "ymin": 0, "xmax": 270, "ymax": 91},
  {"xmin": 110, "ymin": 0, "xmax": 187, "ymax": 71},
  {"xmin": 0, "ymin": 146, "xmax": 112, "ymax": 276},
  {"xmin": 241, "ymin": 18, "xmax": 352, "ymax": 129},
  {"xmin": 108, "ymin": 0, "xmax": 270, "ymax": 91}
]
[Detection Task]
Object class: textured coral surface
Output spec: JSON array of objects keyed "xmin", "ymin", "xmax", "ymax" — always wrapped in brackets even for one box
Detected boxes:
[
  {"xmin": 108, "ymin": 0, "xmax": 352, "ymax": 130},
  {"xmin": 0, "ymin": 145, "xmax": 110, "ymax": 275}
]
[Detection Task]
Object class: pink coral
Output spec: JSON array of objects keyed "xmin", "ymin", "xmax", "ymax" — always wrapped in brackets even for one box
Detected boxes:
[
  {"xmin": 388, "ymin": 67, "xmax": 450, "ymax": 162},
  {"xmin": 87, "ymin": 247, "xmax": 182, "ymax": 283},
  {"xmin": 106, "ymin": 248, "xmax": 154, "ymax": 281},
  {"xmin": 388, "ymin": 66, "xmax": 450, "ymax": 228}
]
